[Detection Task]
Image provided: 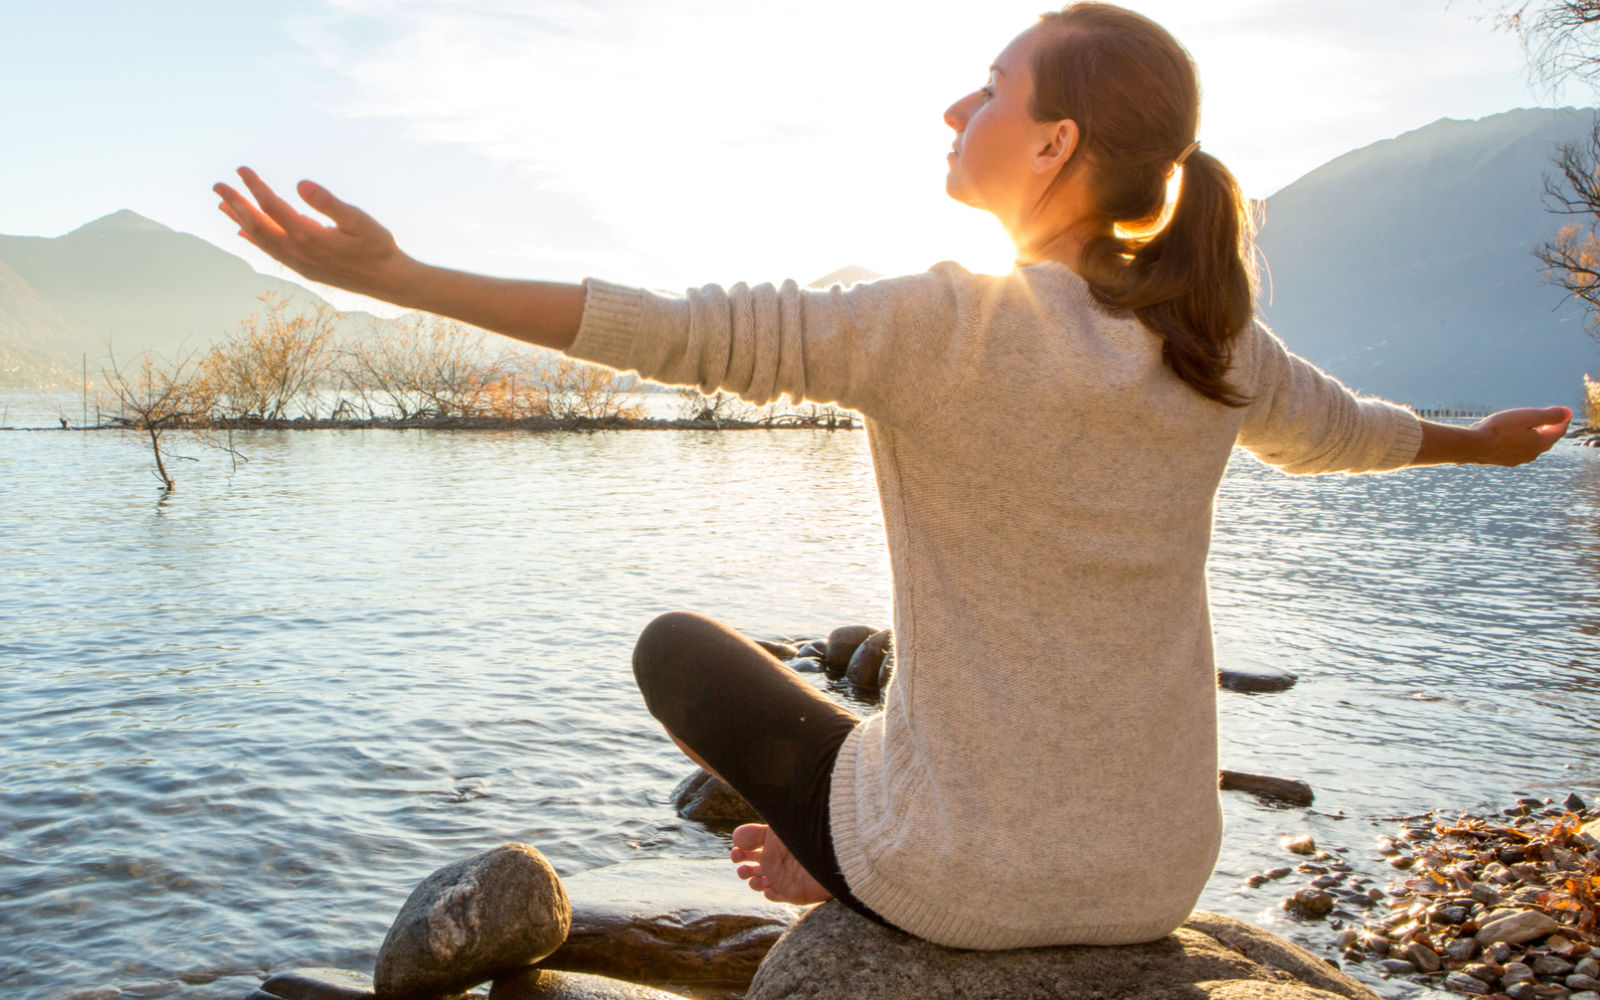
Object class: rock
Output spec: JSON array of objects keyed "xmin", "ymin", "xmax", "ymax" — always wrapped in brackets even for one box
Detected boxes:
[
  {"xmin": 1564, "ymin": 793, "xmax": 1587, "ymax": 813},
  {"xmin": 1446, "ymin": 972, "xmax": 1493, "ymax": 995},
  {"xmin": 1221, "ymin": 772, "xmax": 1314, "ymax": 807},
  {"xmin": 1504, "ymin": 963, "xmax": 1537, "ymax": 986},
  {"xmin": 1217, "ymin": 664, "xmax": 1299, "ymax": 693},
  {"xmin": 1283, "ymin": 836, "xmax": 1318, "ymax": 856},
  {"xmin": 793, "ymin": 641, "xmax": 826, "ymax": 661},
  {"xmin": 1568, "ymin": 976, "xmax": 1600, "ymax": 992},
  {"xmin": 1575, "ymin": 958, "xmax": 1600, "ymax": 979},
  {"xmin": 844, "ymin": 630, "xmax": 892, "ymax": 690},
  {"xmin": 821, "ymin": 625, "xmax": 876, "ymax": 675},
  {"xmin": 1511, "ymin": 985, "xmax": 1541, "ymax": 1000},
  {"xmin": 1377, "ymin": 959, "xmax": 1417, "ymax": 975},
  {"xmin": 670, "ymin": 770, "xmax": 759, "ymax": 826},
  {"xmin": 488, "ymin": 969, "xmax": 689, "ymax": 999},
  {"xmin": 1285, "ymin": 888, "xmax": 1335, "ymax": 918},
  {"xmin": 1266, "ymin": 868, "xmax": 1294, "ymax": 880},
  {"xmin": 253, "ymin": 969, "xmax": 375, "ymax": 999},
  {"xmin": 1477, "ymin": 911, "xmax": 1563, "ymax": 947},
  {"xmin": 1447, "ymin": 938, "xmax": 1483, "ymax": 962},
  {"xmin": 785, "ymin": 656, "xmax": 823, "ymax": 673},
  {"xmin": 1488, "ymin": 942, "xmax": 1515, "ymax": 964},
  {"xmin": 1570, "ymin": 992, "xmax": 1600, "ymax": 1000},
  {"xmin": 1578, "ymin": 820, "xmax": 1600, "ymax": 851},
  {"xmin": 1407, "ymin": 942, "xmax": 1442, "ymax": 972},
  {"xmin": 376, "ymin": 844, "xmax": 570, "ymax": 1000},
  {"xmin": 1435, "ymin": 905, "xmax": 1469, "ymax": 925},
  {"xmin": 1388, "ymin": 855, "xmax": 1416, "ymax": 870},
  {"xmin": 1473, "ymin": 884, "xmax": 1503, "ymax": 906},
  {"xmin": 745, "ymin": 905, "xmax": 1380, "ymax": 1000},
  {"xmin": 1536, "ymin": 957, "xmax": 1577, "ymax": 976},
  {"xmin": 1311, "ymin": 875, "xmax": 1344, "ymax": 889},
  {"xmin": 753, "ymin": 639, "xmax": 799, "ymax": 660},
  {"xmin": 1465, "ymin": 963, "xmax": 1507, "ymax": 983},
  {"xmin": 535, "ymin": 859, "xmax": 800, "ymax": 989}
]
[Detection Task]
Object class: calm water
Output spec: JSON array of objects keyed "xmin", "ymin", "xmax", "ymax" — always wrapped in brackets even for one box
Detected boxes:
[{"xmin": 2, "ymin": 398, "xmax": 1598, "ymax": 999}]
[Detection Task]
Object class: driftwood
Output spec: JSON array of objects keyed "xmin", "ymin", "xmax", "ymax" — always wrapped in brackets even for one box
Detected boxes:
[{"xmin": 1220, "ymin": 770, "xmax": 1314, "ymax": 807}]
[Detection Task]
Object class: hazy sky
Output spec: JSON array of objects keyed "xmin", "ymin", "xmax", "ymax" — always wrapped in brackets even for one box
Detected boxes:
[{"xmin": 1, "ymin": 0, "xmax": 1580, "ymax": 309}]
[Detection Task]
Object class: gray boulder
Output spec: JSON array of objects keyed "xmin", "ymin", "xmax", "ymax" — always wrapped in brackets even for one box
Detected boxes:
[
  {"xmin": 488, "ymin": 969, "xmax": 688, "ymax": 999},
  {"xmin": 822, "ymin": 626, "xmax": 877, "ymax": 675},
  {"xmin": 536, "ymin": 859, "xmax": 800, "ymax": 990},
  {"xmin": 845, "ymin": 630, "xmax": 893, "ymax": 690},
  {"xmin": 671, "ymin": 769, "xmax": 760, "ymax": 826},
  {"xmin": 746, "ymin": 904, "xmax": 1379, "ymax": 1000},
  {"xmin": 376, "ymin": 844, "xmax": 571, "ymax": 1000},
  {"xmin": 754, "ymin": 639, "xmax": 799, "ymax": 660}
]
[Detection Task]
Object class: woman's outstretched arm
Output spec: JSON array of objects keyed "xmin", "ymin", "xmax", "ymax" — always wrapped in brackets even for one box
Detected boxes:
[
  {"xmin": 212, "ymin": 167, "xmax": 583, "ymax": 350},
  {"xmin": 1409, "ymin": 407, "xmax": 1572, "ymax": 467}
]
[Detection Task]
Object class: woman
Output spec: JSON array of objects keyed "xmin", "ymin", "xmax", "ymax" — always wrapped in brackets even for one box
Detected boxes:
[{"xmin": 215, "ymin": 3, "xmax": 1570, "ymax": 950}]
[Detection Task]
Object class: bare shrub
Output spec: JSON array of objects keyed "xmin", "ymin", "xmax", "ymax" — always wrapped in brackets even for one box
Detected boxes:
[
  {"xmin": 338, "ymin": 315, "xmax": 512, "ymax": 419},
  {"xmin": 1584, "ymin": 373, "xmax": 1600, "ymax": 426},
  {"xmin": 102, "ymin": 348, "xmax": 214, "ymax": 490},
  {"xmin": 202, "ymin": 293, "xmax": 338, "ymax": 421},
  {"xmin": 528, "ymin": 354, "xmax": 644, "ymax": 422}
]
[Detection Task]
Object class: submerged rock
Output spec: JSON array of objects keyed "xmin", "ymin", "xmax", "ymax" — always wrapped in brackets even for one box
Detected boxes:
[
  {"xmin": 375, "ymin": 844, "xmax": 570, "ymax": 1000},
  {"xmin": 536, "ymin": 859, "xmax": 800, "ymax": 990},
  {"xmin": 1217, "ymin": 664, "xmax": 1299, "ymax": 694},
  {"xmin": 670, "ymin": 770, "xmax": 759, "ymax": 826},
  {"xmin": 1220, "ymin": 771, "xmax": 1314, "ymax": 806},
  {"xmin": 250, "ymin": 968, "xmax": 376, "ymax": 1000},
  {"xmin": 746, "ymin": 905, "xmax": 1379, "ymax": 1000}
]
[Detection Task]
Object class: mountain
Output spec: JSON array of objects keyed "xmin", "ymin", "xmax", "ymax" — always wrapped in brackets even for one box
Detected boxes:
[
  {"xmin": 0, "ymin": 210, "xmax": 358, "ymax": 386},
  {"xmin": 1255, "ymin": 107, "xmax": 1599, "ymax": 410}
]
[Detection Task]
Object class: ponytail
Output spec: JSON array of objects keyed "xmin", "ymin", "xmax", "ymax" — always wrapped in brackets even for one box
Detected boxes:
[
  {"xmin": 1035, "ymin": 4, "xmax": 1258, "ymax": 407},
  {"xmin": 1079, "ymin": 150, "xmax": 1257, "ymax": 408}
]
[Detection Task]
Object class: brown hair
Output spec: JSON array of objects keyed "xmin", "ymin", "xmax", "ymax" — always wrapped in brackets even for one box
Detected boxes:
[{"xmin": 1033, "ymin": 3, "xmax": 1257, "ymax": 406}]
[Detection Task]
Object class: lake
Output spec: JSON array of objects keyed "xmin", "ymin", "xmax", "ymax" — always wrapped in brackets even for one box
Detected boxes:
[{"xmin": 2, "ymin": 397, "xmax": 1597, "ymax": 999}]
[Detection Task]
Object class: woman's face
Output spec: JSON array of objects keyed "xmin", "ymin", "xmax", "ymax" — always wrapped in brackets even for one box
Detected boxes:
[{"xmin": 943, "ymin": 25, "xmax": 1068, "ymax": 226}]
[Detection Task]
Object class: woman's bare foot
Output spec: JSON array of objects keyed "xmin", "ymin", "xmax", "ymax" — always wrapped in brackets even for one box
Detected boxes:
[{"xmin": 730, "ymin": 824, "xmax": 835, "ymax": 905}]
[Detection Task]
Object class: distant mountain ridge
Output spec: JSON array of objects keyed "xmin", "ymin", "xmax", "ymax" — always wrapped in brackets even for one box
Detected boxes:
[
  {"xmin": 0, "ymin": 211, "xmax": 362, "ymax": 386},
  {"xmin": 1255, "ymin": 107, "xmax": 1599, "ymax": 409}
]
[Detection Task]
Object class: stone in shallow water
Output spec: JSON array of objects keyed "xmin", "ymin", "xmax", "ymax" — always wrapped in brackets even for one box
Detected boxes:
[
  {"xmin": 1217, "ymin": 664, "xmax": 1298, "ymax": 693},
  {"xmin": 376, "ymin": 844, "xmax": 570, "ymax": 1000},
  {"xmin": 844, "ymin": 629, "xmax": 892, "ymax": 690},
  {"xmin": 489, "ymin": 969, "xmax": 688, "ymax": 999},
  {"xmin": 746, "ymin": 905, "xmax": 1380, "ymax": 1000},
  {"xmin": 536, "ymin": 859, "xmax": 800, "ymax": 989},
  {"xmin": 670, "ymin": 770, "xmax": 759, "ymax": 826},
  {"xmin": 822, "ymin": 625, "xmax": 876, "ymax": 675},
  {"xmin": 250, "ymin": 968, "xmax": 377, "ymax": 1000}
]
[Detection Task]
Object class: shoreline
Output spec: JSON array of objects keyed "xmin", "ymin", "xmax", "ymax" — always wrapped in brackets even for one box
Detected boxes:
[{"xmin": 0, "ymin": 414, "xmax": 861, "ymax": 434}]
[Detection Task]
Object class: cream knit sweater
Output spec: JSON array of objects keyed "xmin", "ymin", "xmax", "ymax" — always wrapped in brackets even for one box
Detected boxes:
[{"xmin": 569, "ymin": 260, "xmax": 1423, "ymax": 950}]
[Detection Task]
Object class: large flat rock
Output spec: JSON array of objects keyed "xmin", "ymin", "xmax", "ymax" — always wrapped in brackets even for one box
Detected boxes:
[
  {"xmin": 536, "ymin": 859, "xmax": 802, "ymax": 989},
  {"xmin": 746, "ymin": 904, "xmax": 1379, "ymax": 1000}
]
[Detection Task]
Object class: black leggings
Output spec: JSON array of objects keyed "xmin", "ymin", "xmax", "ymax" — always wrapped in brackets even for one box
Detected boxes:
[{"xmin": 631, "ymin": 611, "xmax": 897, "ymax": 929}]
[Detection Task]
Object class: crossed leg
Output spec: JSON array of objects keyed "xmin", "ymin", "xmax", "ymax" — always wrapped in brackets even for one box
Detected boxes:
[{"xmin": 632, "ymin": 610, "xmax": 897, "ymax": 928}]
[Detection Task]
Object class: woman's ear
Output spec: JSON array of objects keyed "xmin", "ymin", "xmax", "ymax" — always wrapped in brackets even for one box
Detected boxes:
[{"xmin": 1032, "ymin": 119, "xmax": 1080, "ymax": 175}]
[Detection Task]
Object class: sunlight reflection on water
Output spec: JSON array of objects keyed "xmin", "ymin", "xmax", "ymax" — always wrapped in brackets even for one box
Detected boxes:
[{"xmin": 1, "ymin": 418, "xmax": 1596, "ymax": 998}]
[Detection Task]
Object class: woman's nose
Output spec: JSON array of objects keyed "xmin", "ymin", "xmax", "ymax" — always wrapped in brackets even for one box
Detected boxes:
[{"xmin": 944, "ymin": 98, "xmax": 967, "ymax": 132}]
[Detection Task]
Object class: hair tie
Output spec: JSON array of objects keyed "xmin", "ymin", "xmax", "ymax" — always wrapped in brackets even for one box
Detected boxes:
[{"xmin": 1175, "ymin": 141, "xmax": 1200, "ymax": 166}]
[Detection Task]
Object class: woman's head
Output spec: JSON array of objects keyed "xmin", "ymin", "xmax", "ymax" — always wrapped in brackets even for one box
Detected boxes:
[{"xmin": 948, "ymin": 3, "xmax": 1257, "ymax": 407}]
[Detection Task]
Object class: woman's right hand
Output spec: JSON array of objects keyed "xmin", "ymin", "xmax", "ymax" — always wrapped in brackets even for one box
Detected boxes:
[{"xmin": 212, "ymin": 167, "xmax": 417, "ymax": 301}]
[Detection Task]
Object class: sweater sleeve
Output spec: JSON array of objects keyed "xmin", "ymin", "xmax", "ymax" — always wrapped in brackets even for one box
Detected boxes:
[
  {"xmin": 1236, "ymin": 320, "xmax": 1423, "ymax": 474},
  {"xmin": 565, "ymin": 266, "xmax": 965, "ymax": 427}
]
